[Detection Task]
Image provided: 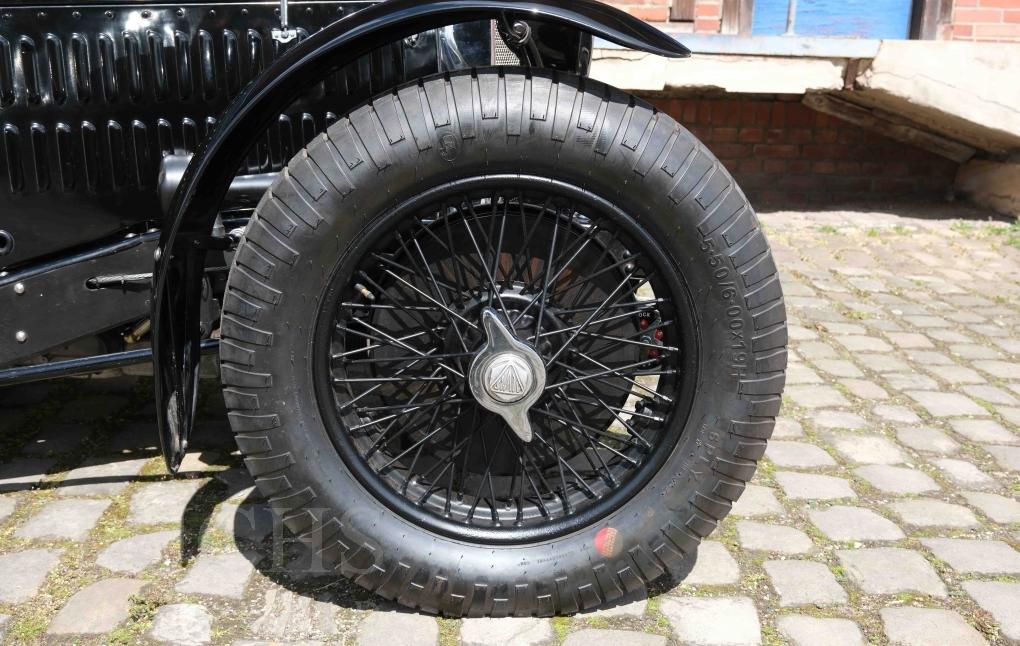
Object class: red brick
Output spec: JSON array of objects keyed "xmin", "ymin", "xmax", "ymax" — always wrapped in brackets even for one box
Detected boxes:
[
  {"xmin": 762, "ymin": 159, "xmax": 786, "ymax": 173},
  {"xmin": 754, "ymin": 144, "xmax": 800, "ymax": 158},
  {"xmin": 812, "ymin": 161, "xmax": 838, "ymax": 174},
  {"xmin": 738, "ymin": 128, "xmax": 764, "ymax": 143},
  {"xmin": 713, "ymin": 127, "xmax": 739, "ymax": 142},
  {"xmin": 979, "ymin": 0, "xmax": 1020, "ymax": 8},
  {"xmin": 712, "ymin": 143, "xmax": 752, "ymax": 159},
  {"xmin": 956, "ymin": 8, "xmax": 1003, "ymax": 21},
  {"xmin": 694, "ymin": 18, "xmax": 721, "ymax": 32},
  {"xmin": 974, "ymin": 22, "xmax": 1020, "ymax": 36}
]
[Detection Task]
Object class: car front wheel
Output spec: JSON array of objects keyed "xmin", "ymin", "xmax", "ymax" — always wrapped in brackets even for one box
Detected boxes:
[{"xmin": 220, "ymin": 68, "xmax": 787, "ymax": 616}]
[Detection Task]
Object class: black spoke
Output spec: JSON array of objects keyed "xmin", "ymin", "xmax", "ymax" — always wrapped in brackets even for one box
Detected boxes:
[{"xmin": 322, "ymin": 184, "xmax": 690, "ymax": 538}]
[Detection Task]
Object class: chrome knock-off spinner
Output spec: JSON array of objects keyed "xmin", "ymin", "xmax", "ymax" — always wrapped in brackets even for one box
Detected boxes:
[{"xmin": 468, "ymin": 308, "xmax": 546, "ymax": 443}]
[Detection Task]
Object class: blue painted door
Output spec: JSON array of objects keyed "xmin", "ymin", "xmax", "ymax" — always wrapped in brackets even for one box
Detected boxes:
[{"xmin": 752, "ymin": 0, "xmax": 915, "ymax": 38}]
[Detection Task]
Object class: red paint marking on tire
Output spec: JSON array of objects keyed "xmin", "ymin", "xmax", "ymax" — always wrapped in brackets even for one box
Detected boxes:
[{"xmin": 594, "ymin": 527, "xmax": 619, "ymax": 558}]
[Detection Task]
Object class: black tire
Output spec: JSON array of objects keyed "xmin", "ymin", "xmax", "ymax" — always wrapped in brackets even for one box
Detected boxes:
[{"xmin": 220, "ymin": 68, "xmax": 787, "ymax": 617}]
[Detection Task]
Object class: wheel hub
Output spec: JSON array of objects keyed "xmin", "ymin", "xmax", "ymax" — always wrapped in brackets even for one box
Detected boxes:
[{"xmin": 468, "ymin": 308, "xmax": 546, "ymax": 443}]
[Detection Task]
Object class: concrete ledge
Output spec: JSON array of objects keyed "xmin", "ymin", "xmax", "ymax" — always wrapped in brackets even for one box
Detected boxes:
[
  {"xmin": 956, "ymin": 160, "xmax": 1020, "ymax": 217},
  {"xmin": 856, "ymin": 41, "xmax": 1020, "ymax": 155},
  {"xmin": 591, "ymin": 50, "xmax": 846, "ymax": 94}
]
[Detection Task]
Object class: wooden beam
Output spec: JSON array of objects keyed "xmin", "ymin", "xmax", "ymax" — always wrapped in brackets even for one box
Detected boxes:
[
  {"xmin": 802, "ymin": 93, "xmax": 976, "ymax": 163},
  {"xmin": 671, "ymin": 0, "xmax": 696, "ymax": 21},
  {"xmin": 720, "ymin": 0, "xmax": 754, "ymax": 35}
]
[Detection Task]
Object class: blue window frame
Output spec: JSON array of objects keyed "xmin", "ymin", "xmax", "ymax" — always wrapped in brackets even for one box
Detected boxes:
[{"xmin": 752, "ymin": 0, "xmax": 916, "ymax": 39}]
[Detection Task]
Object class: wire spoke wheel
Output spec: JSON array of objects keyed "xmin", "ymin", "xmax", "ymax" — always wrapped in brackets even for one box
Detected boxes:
[{"xmin": 317, "ymin": 180, "xmax": 698, "ymax": 542}]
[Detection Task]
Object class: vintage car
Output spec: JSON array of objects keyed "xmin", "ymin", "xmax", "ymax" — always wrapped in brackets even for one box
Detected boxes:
[{"xmin": 0, "ymin": 0, "xmax": 787, "ymax": 616}]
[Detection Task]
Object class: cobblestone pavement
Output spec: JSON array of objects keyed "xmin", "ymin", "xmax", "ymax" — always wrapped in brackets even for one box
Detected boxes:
[{"xmin": 1, "ymin": 205, "xmax": 1019, "ymax": 645}]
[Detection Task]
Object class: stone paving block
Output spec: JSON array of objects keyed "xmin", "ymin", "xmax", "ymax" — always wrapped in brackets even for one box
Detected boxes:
[
  {"xmin": 0, "ymin": 495, "xmax": 15, "ymax": 524},
  {"xmin": 562, "ymin": 629, "xmax": 666, "ymax": 646},
  {"xmin": 906, "ymin": 391, "xmax": 987, "ymax": 417},
  {"xmin": 896, "ymin": 427, "xmax": 959, "ymax": 454},
  {"xmin": 886, "ymin": 332, "xmax": 934, "ymax": 349},
  {"xmin": 234, "ymin": 642, "xmax": 323, "ymax": 646},
  {"xmin": 788, "ymin": 364, "xmax": 825, "ymax": 385},
  {"xmin": 459, "ymin": 616, "xmax": 548, "ymax": 646},
  {"xmin": 880, "ymin": 607, "xmax": 987, "ymax": 646},
  {"xmin": 216, "ymin": 467, "xmax": 260, "ymax": 502},
  {"xmin": 931, "ymin": 458, "xmax": 998, "ymax": 490},
  {"xmin": 985, "ymin": 444, "xmax": 1020, "ymax": 472},
  {"xmin": 772, "ymin": 418, "xmax": 804, "ymax": 439},
  {"xmin": 55, "ymin": 457, "xmax": 149, "ymax": 497},
  {"xmin": 658, "ymin": 596, "xmax": 761, "ymax": 646},
  {"xmin": 962, "ymin": 581, "xmax": 1020, "ymax": 643},
  {"xmin": 854, "ymin": 465, "xmax": 941, "ymax": 494},
  {"xmin": 837, "ymin": 548, "xmax": 947, "ymax": 597},
  {"xmin": 838, "ymin": 335, "xmax": 892, "ymax": 353},
  {"xmin": 886, "ymin": 373, "xmax": 940, "ymax": 391},
  {"xmin": 128, "ymin": 479, "xmax": 204, "ymax": 525},
  {"xmin": 21, "ymin": 424, "xmax": 84, "ymax": 455},
  {"xmin": 47, "ymin": 577, "xmax": 147, "ymax": 635},
  {"xmin": 175, "ymin": 551, "xmax": 256, "ymax": 599},
  {"xmin": 962, "ymin": 491, "xmax": 1020, "ymax": 523},
  {"xmin": 107, "ymin": 424, "xmax": 160, "ymax": 454},
  {"xmin": 581, "ymin": 590, "xmax": 647, "ymax": 618},
  {"xmin": 859, "ymin": 355, "xmax": 911, "ymax": 373},
  {"xmin": 682, "ymin": 541, "xmax": 741, "ymax": 586},
  {"xmin": 929, "ymin": 365, "xmax": 987, "ymax": 385},
  {"xmin": 730, "ymin": 485, "xmax": 783, "ymax": 518},
  {"xmin": 964, "ymin": 385, "xmax": 1019, "ymax": 406},
  {"xmin": 214, "ymin": 502, "xmax": 275, "ymax": 542},
  {"xmin": 999, "ymin": 406, "xmax": 1020, "ymax": 427},
  {"xmin": 0, "ymin": 458, "xmax": 55, "ymax": 492},
  {"xmin": 96, "ymin": 530, "xmax": 177, "ymax": 574},
  {"xmin": 786, "ymin": 385, "xmax": 850, "ymax": 409},
  {"xmin": 974, "ymin": 360, "xmax": 1020, "ymax": 380},
  {"xmin": 737, "ymin": 521, "xmax": 813, "ymax": 554},
  {"xmin": 949, "ymin": 419, "xmax": 1018, "ymax": 444},
  {"xmin": 873, "ymin": 405, "xmax": 922, "ymax": 424},
  {"xmin": 0, "ymin": 548, "xmax": 62, "ymax": 603},
  {"xmin": 16, "ymin": 498, "xmax": 110, "ymax": 541},
  {"xmin": 765, "ymin": 441, "xmax": 836, "ymax": 468},
  {"xmin": 774, "ymin": 471, "xmax": 856, "ymax": 500},
  {"xmin": 359, "ymin": 608, "xmax": 438, "ymax": 644},
  {"xmin": 149, "ymin": 604, "xmax": 212, "ymax": 646},
  {"xmin": 950, "ymin": 344, "xmax": 1000, "ymax": 360},
  {"xmin": 777, "ymin": 616, "xmax": 864, "ymax": 646},
  {"xmin": 840, "ymin": 379, "xmax": 890, "ymax": 400},
  {"xmin": 251, "ymin": 586, "xmax": 341, "ymax": 640},
  {"xmin": 814, "ymin": 360, "xmax": 864, "ymax": 379},
  {"xmin": 795, "ymin": 341, "xmax": 838, "ymax": 360},
  {"xmin": 921, "ymin": 538, "xmax": 1020, "ymax": 574},
  {"xmin": 808, "ymin": 506, "xmax": 905, "ymax": 541},
  {"xmin": 813, "ymin": 411, "xmax": 867, "ymax": 430},
  {"xmin": 823, "ymin": 432, "xmax": 907, "ymax": 465},
  {"xmin": 763, "ymin": 560, "xmax": 846, "ymax": 607},
  {"xmin": 888, "ymin": 499, "xmax": 979, "ymax": 528}
]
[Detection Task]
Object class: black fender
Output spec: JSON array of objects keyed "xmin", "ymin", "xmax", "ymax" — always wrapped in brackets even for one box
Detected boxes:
[{"xmin": 151, "ymin": 0, "xmax": 690, "ymax": 471}]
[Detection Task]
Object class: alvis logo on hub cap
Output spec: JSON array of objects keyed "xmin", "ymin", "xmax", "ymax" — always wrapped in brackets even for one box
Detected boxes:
[{"xmin": 485, "ymin": 354, "xmax": 533, "ymax": 403}]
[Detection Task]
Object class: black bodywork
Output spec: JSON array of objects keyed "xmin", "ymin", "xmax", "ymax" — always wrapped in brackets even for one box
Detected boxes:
[{"xmin": 0, "ymin": 0, "xmax": 690, "ymax": 467}]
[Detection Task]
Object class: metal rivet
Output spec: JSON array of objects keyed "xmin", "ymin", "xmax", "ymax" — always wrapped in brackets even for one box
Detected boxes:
[
  {"xmin": 13, "ymin": 282, "xmax": 24, "ymax": 294},
  {"xmin": 15, "ymin": 331, "xmax": 27, "ymax": 343}
]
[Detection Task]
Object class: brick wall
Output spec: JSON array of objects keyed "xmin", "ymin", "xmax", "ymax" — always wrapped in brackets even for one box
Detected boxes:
[
  {"xmin": 946, "ymin": 0, "xmax": 1020, "ymax": 41},
  {"xmin": 605, "ymin": 0, "xmax": 725, "ymax": 32},
  {"xmin": 649, "ymin": 96, "xmax": 960, "ymax": 205},
  {"xmin": 605, "ymin": 0, "xmax": 1020, "ymax": 41}
]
